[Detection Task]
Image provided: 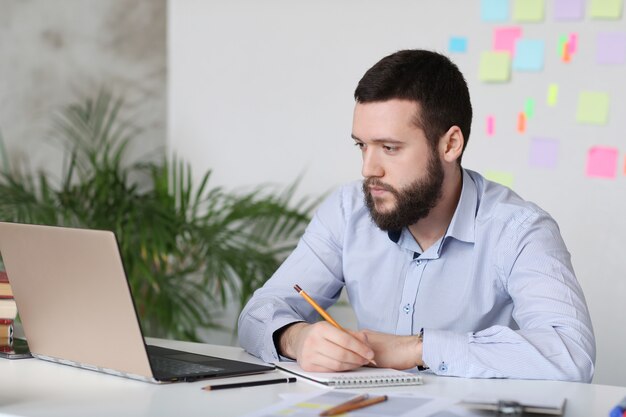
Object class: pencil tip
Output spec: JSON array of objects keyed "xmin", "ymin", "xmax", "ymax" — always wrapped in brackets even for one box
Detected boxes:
[{"xmin": 293, "ymin": 284, "xmax": 302, "ymax": 293}]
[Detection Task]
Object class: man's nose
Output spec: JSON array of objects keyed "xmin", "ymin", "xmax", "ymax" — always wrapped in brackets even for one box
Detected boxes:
[{"xmin": 361, "ymin": 149, "xmax": 384, "ymax": 178}]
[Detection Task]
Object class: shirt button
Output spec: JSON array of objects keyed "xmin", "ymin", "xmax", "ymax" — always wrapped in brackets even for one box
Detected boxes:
[
  {"xmin": 438, "ymin": 362, "xmax": 448, "ymax": 372},
  {"xmin": 416, "ymin": 259, "xmax": 421, "ymax": 265},
  {"xmin": 403, "ymin": 304, "xmax": 411, "ymax": 314}
]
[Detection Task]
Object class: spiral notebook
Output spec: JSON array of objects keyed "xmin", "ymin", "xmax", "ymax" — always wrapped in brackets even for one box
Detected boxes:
[{"xmin": 275, "ymin": 362, "xmax": 423, "ymax": 388}]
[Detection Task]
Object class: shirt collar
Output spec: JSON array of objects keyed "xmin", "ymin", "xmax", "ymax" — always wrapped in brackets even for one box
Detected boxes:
[
  {"xmin": 443, "ymin": 168, "xmax": 477, "ymax": 244},
  {"xmin": 387, "ymin": 168, "xmax": 477, "ymax": 250}
]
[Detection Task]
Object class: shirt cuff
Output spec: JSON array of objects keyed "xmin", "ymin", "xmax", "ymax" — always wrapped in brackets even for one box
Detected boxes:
[
  {"xmin": 264, "ymin": 319, "xmax": 304, "ymax": 362},
  {"xmin": 422, "ymin": 328, "xmax": 470, "ymax": 377}
]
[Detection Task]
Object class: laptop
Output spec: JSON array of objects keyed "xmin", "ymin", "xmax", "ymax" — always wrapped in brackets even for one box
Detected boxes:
[{"xmin": 0, "ymin": 222, "xmax": 275, "ymax": 383}]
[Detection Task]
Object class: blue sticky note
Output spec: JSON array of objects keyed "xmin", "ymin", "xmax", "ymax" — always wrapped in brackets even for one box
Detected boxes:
[
  {"xmin": 481, "ymin": 0, "xmax": 510, "ymax": 21},
  {"xmin": 449, "ymin": 37, "xmax": 468, "ymax": 53},
  {"xmin": 513, "ymin": 39, "xmax": 545, "ymax": 71}
]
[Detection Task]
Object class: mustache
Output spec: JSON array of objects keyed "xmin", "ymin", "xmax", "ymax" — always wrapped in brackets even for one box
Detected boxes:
[{"xmin": 364, "ymin": 178, "xmax": 396, "ymax": 193}]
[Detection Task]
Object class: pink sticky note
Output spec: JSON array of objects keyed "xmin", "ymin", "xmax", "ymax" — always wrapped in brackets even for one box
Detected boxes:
[
  {"xmin": 586, "ymin": 146, "xmax": 618, "ymax": 179},
  {"xmin": 486, "ymin": 115, "xmax": 495, "ymax": 136},
  {"xmin": 494, "ymin": 27, "xmax": 523, "ymax": 56},
  {"xmin": 568, "ymin": 33, "xmax": 578, "ymax": 54}
]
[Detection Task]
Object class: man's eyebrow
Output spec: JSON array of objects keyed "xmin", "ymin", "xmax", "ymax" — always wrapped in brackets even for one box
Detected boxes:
[{"xmin": 350, "ymin": 134, "xmax": 403, "ymax": 144}]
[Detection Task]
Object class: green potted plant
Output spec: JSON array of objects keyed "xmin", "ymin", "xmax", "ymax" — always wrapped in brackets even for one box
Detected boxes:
[{"xmin": 0, "ymin": 90, "xmax": 316, "ymax": 341}]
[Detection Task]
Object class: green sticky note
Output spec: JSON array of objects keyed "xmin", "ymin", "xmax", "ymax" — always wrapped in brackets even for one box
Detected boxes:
[
  {"xmin": 485, "ymin": 171, "xmax": 514, "ymax": 188},
  {"xmin": 589, "ymin": 0, "xmax": 623, "ymax": 18},
  {"xmin": 525, "ymin": 98, "xmax": 535, "ymax": 118},
  {"xmin": 558, "ymin": 35, "xmax": 568, "ymax": 57},
  {"xmin": 576, "ymin": 91, "xmax": 610, "ymax": 124},
  {"xmin": 479, "ymin": 51, "xmax": 511, "ymax": 82},
  {"xmin": 513, "ymin": 0, "xmax": 545, "ymax": 21},
  {"xmin": 547, "ymin": 84, "xmax": 559, "ymax": 106}
]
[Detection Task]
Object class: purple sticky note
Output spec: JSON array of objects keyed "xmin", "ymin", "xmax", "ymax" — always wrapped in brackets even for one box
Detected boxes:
[
  {"xmin": 586, "ymin": 146, "xmax": 618, "ymax": 179},
  {"xmin": 494, "ymin": 27, "xmax": 523, "ymax": 56},
  {"xmin": 529, "ymin": 138, "xmax": 559, "ymax": 168},
  {"xmin": 554, "ymin": 0, "xmax": 585, "ymax": 20},
  {"xmin": 596, "ymin": 32, "xmax": 626, "ymax": 64}
]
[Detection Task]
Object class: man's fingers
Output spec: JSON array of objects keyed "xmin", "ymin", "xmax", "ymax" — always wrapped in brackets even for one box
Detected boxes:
[{"xmin": 326, "ymin": 328, "xmax": 375, "ymax": 361}]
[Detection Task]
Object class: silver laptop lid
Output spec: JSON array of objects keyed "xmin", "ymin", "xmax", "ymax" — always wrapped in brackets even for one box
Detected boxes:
[{"xmin": 0, "ymin": 222, "xmax": 154, "ymax": 379}]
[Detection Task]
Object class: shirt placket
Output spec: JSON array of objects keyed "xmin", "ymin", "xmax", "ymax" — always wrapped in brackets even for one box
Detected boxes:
[{"xmin": 395, "ymin": 256, "xmax": 425, "ymax": 336}]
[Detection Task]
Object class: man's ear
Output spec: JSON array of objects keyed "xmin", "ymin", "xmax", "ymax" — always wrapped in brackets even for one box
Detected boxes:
[{"xmin": 439, "ymin": 126, "xmax": 464, "ymax": 163}]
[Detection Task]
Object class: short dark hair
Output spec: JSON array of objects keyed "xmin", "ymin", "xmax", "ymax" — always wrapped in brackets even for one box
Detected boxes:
[{"xmin": 354, "ymin": 49, "xmax": 472, "ymax": 163}]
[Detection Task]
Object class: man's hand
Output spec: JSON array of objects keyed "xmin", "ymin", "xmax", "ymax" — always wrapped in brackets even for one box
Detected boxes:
[
  {"xmin": 279, "ymin": 322, "xmax": 375, "ymax": 372},
  {"xmin": 361, "ymin": 329, "xmax": 424, "ymax": 370}
]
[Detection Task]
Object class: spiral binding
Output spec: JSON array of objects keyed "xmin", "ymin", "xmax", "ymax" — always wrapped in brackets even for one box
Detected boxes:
[{"xmin": 326, "ymin": 374, "xmax": 422, "ymax": 387}]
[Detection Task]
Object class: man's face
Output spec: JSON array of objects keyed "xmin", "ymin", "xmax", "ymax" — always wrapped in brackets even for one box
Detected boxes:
[{"xmin": 351, "ymin": 99, "xmax": 444, "ymax": 231}]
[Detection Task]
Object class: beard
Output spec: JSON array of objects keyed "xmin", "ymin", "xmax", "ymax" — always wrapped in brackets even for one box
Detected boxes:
[{"xmin": 363, "ymin": 151, "xmax": 444, "ymax": 232}]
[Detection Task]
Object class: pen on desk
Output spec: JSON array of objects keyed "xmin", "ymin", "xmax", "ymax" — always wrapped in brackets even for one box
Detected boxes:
[
  {"xmin": 320, "ymin": 394, "xmax": 388, "ymax": 416},
  {"xmin": 319, "ymin": 394, "xmax": 369, "ymax": 416},
  {"xmin": 609, "ymin": 395, "xmax": 626, "ymax": 417},
  {"xmin": 202, "ymin": 377, "xmax": 296, "ymax": 391},
  {"xmin": 293, "ymin": 284, "xmax": 377, "ymax": 366}
]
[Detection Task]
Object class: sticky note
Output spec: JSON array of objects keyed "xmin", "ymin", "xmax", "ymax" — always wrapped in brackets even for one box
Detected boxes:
[
  {"xmin": 513, "ymin": 39, "xmax": 545, "ymax": 71},
  {"xmin": 513, "ymin": 0, "xmax": 545, "ymax": 21},
  {"xmin": 558, "ymin": 35, "xmax": 568, "ymax": 58},
  {"xmin": 554, "ymin": 0, "xmax": 585, "ymax": 20},
  {"xmin": 517, "ymin": 112, "xmax": 527, "ymax": 133},
  {"xmin": 525, "ymin": 99, "xmax": 535, "ymax": 118},
  {"xmin": 596, "ymin": 32, "xmax": 626, "ymax": 64},
  {"xmin": 485, "ymin": 171, "xmax": 514, "ymax": 188},
  {"xmin": 586, "ymin": 146, "xmax": 618, "ymax": 179},
  {"xmin": 479, "ymin": 52, "xmax": 511, "ymax": 82},
  {"xmin": 493, "ymin": 27, "xmax": 523, "ymax": 56},
  {"xmin": 576, "ymin": 91, "xmax": 610, "ymax": 124},
  {"xmin": 449, "ymin": 37, "xmax": 468, "ymax": 53},
  {"xmin": 529, "ymin": 138, "xmax": 559, "ymax": 168},
  {"xmin": 568, "ymin": 33, "xmax": 578, "ymax": 54},
  {"xmin": 486, "ymin": 115, "xmax": 495, "ymax": 136},
  {"xmin": 547, "ymin": 84, "xmax": 559, "ymax": 106},
  {"xmin": 589, "ymin": 0, "xmax": 623, "ymax": 18},
  {"xmin": 481, "ymin": 0, "xmax": 509, "ymax": 21}
]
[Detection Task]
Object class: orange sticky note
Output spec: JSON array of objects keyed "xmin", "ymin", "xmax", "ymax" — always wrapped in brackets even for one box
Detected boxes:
[{"xmin": 517, "ymin": 112, "xmax": 526, "ymax": 133}]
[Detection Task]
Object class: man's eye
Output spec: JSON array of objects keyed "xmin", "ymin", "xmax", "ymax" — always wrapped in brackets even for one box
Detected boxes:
[
  {"xmin": 383, "ymin": 145, "xmax": 398, "ymax": 152},
  {"xmin": 354, "ymin": 142, "xmax": 365, "ymax": 150}
]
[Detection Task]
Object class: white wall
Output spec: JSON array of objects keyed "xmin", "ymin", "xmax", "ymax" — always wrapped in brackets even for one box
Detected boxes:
[{"xmin": 169, "ymin": 0, "xmax": 626, "ymax": 386}]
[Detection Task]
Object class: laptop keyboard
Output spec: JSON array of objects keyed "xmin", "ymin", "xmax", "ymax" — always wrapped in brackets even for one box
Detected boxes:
[{"xmin": 150, "ymin": 356, "xmax": 221, "ymax": 376}]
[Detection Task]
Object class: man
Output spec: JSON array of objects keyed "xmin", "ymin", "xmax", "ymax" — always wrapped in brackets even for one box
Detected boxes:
[{"xmin": 238, "ymin": 49, "xmax": 595, "ymax": 382}]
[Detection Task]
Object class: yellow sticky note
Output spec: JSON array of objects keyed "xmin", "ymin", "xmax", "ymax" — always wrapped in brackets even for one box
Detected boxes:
[
  {"xmin": 547, "ymin": 84, "xmax": 559, "ymax": 106},
  {"xmin": 589, "ymin": 0, "xmax": 623, "ymax": 18},
  {"xmin": 479, "ymin": 51, "xmax": 511, "ymax": 82},
  {"xmin": 576, "ymin": 91, "xmax": 610, "ymax": 124},
  {"xmin": 513, "ymin": 0, "xmax": 545, "ymax": 21},
  {"xmin": 296, "ymin": 402, "xmax": 327, "ymax": 410},
  {"xmin": 485, "ymin": 171, "xmax": 514, "ymax": 188}
]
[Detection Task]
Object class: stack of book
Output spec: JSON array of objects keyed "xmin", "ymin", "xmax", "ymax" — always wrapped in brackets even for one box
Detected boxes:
[{"xmin": 0, "ymin": 271, "xmax": 16, "ymax": 340}]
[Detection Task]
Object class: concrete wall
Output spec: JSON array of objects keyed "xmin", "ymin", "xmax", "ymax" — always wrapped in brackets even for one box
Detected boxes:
[{"xmin": 0, "ymin": 0, "xmax": 166, "ymax": 173}]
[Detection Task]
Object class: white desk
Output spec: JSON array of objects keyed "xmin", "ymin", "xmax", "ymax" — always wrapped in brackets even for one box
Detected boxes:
[{"xmin": 0, "ymin": 338, "xmax": 623, "ymax": 417}]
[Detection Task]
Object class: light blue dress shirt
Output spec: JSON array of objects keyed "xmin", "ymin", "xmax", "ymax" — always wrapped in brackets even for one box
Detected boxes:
[{"xmin": 238, "ymin": 169, "xmax": 596, "ymax": 382}]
